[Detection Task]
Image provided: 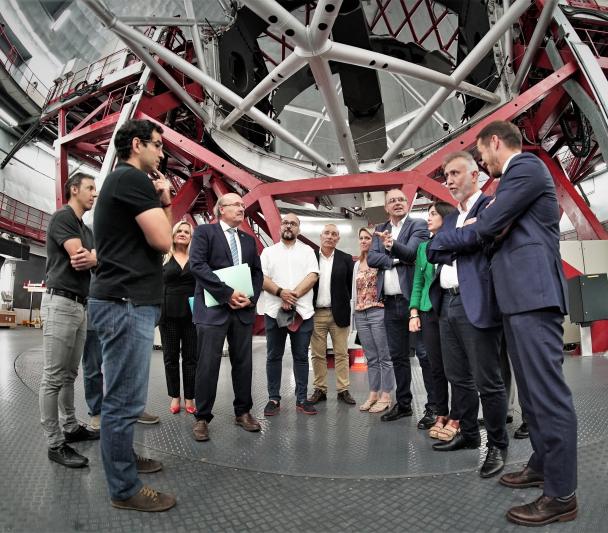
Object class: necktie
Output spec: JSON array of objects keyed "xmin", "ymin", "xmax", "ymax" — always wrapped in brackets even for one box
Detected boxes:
[{"xmin": 228, "ymin": 228, "xmax": 239, "ymax": 265}]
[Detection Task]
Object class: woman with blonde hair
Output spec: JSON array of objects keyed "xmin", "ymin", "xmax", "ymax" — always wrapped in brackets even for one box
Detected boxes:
[
  {"xmin": 160, "ymin": 221, "xmax": 198, "ymax": 414},
  {"xmin": 351, "ymin": 226, "xmax": 394, "ymax": 413}
]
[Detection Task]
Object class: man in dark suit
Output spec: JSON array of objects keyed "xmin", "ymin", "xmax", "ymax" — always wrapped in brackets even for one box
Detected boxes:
[
  {"xmin": 367, "ymin": 189, "xmax": 434, "ymax": 424},
  {"xmin": 427, "ymin": 151, "xmax": 508, "ymax": 479},
  {"xmin": 430, "ymin": 121, "xmax": 578, "ymax": 526},
  {"xmin": 308, "ymin": 224, "xmax": 355, "ymax": 405},
  {"xmin": 189, "ymin": 192, "xmax": 264, "ymax": 442}
]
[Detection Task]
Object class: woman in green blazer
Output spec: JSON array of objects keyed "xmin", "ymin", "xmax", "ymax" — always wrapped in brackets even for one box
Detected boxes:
[{"xmin": 409, "ymin": 201, "xmax": 458, "ymax": 440}]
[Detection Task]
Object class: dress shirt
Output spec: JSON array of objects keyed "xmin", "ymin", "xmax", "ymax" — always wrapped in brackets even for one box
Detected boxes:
[
  {"xmin": 440, "ymin": 190, "xmax": 482, "ymax": 289},
  {"xmin": 502, "ymin": 152, "xmax": 520, "ymax": 175},
  {"xmin": 316, "ymin": 250, "xmax": 334, "ymax": 307},
  {"xmin": 219, "ymin": 219, "xmax": 242, "ymax": 264},
  {"xmin": 260, "ymin": 240, "xmax": 320, "ymax": 320},
  {"xmin": 383, "ymin": 216, "xmax": 404, "ymax": 296}
]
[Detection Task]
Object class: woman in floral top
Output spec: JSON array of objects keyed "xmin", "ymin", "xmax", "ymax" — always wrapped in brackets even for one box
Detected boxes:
[
  {"xmin": 409, "ymin": 201, "xmax": 458, "ymax": 440},
  {"xmin": 351, "ymin": 227, "xmax": 394, "ymax": 413}
]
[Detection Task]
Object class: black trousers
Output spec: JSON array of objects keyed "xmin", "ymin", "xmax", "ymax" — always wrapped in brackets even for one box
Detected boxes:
[
  {"xmin": 194, "ymin": 313, "xmax": 253, "ymax": 422},
  {"xmin": 159, "ymin": 317, "xmax": 198, "ymax": 399},
  {"xmin": 503, "ymin": 309, "xmax": 577, "ymax": 496},
  {"xmin": 439, "ymin": 292, "xmax": 508, "ymax": 449},
  {"xmin": 421, "ymin": 310, "xmax": 453, "ymax": 417}
]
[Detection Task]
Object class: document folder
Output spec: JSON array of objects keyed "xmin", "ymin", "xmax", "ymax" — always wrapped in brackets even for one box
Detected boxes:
[{"xmin": 189, "ymin": 263, "xmax": 254, "ymax": 309}]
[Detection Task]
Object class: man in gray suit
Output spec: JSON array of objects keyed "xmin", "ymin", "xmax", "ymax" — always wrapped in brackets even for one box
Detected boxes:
[{"xmin": 368, "ymin": 189, "xmax": 434, "ymax": 424}]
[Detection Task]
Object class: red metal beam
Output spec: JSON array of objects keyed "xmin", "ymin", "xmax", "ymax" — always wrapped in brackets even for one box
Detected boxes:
[
  {"xmin": 172, "ymin": 175, "xmax": 204, "ymax": 222},
  {"xmin": 55, "ymin": 109, "xmax": 68, "ymax": 209},
  {"xmin": 58, "ymin": 111, "xmax": 121, "ymax": 146}
]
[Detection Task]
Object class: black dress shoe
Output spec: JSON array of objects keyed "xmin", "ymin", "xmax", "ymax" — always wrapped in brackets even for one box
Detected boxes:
[
  {"xmin": 480, "ymin": 445, "xmax": 507, "ymax": 478},
  {"xmin": 64, "ymin": 424, "xmax": 100, "ymax": 443},
  {"xmin": 337, "ymin": 390, "xmax": 356, "ymax": 405},
  {"xmin": 500, "ymin": 466, "xmax": 544, "ymax": 488},
  {"xmin": 507, "ymin": 495, "xmax": 577, "ymax": 526},
  {"xmin": 514, "ymin": 422, "xmax": 529, "ymax": 439},
  {"xmin": 380, "ymin": 403, "xmax": 412, "ymax": 422},
  {"xmin": 48, "ymin": 444, "xmax": 89, "ymax": 468},
  {"xmin": 417, "ymin": 406, "xmax": 436, "ymax": 429},
  {"xmin": 432, "ymin": 432, "xmax": 481, "ymax": 451}
]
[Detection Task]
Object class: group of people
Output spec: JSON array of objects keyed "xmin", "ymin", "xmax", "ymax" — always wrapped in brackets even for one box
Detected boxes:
[{"xmin": 38, "ymin": 118, "xmax": 578, "ymax": 526}]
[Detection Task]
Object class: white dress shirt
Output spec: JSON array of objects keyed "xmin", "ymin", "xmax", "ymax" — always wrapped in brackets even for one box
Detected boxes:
[
  {"xmin": 260, "ymin": 240, "xmax": 319, "ymax": 320},
  {"xmin": 440, "ymin": 190, "xmax": 482, "ymax": 289},
  {"xmin": 502, "ymin": 152, "xmax": 520, "ymax": 175},
  {"xmin": 316, "ymin": 250, "xmax": 334, "ymax": 307},
  {"xmin": 383, "ymin": 217, "xmax": 404, "ymax": 296},
  {"xmin": 219, "ymin": 220, "xmax": 242, "ymax": 264}
]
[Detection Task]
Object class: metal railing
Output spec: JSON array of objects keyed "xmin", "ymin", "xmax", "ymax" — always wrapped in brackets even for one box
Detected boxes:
[{"xmin": 0, "ymin": 193, "xmax": 51, "ymax": 243}]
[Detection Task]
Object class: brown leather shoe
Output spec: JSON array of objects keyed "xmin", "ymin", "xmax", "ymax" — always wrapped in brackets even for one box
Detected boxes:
[
  {"xmin": 308, "ymin": 389, "xmax": 327, "ymax": 404},
  {"xmin": 192, "ymin": 419, "xmax": 209, "ymax": 441},
  {"xmin": 500, "ymin": 466, "xmax": 544, "ymax": 488},
  {"xmin": 507, "ymin": 495, "xmax": 577, "ymax": 526},
  {"xmin": 235, "ymin": 413, "xmax": 261, "ymax": 432}
]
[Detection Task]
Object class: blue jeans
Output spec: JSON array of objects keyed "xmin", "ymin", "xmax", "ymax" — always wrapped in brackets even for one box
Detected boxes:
[
  {"xmin": 265, "ymin": 315, "xmax": 313, "ymax": 403},
  {"xmin": 88, "ymin": 298, "xmax": 160, "ymax": 501},
  {"xmin": 82, "ymin": 315, "xmax": 103, "ymax": 416}
]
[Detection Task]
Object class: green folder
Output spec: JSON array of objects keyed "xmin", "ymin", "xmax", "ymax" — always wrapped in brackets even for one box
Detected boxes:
[{"xmin": 203, "ymin": 263, "xmax": 254, "ymax": 307}]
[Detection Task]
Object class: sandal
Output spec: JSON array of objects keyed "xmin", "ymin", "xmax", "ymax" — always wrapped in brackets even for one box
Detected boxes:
[
  {"xmin": 369, "ymin": 400, "xmax": 391, "ymax": 413},
  {"xmin": 437, "ymin": 420, "xmax": 460, "ymax": 441},
  {"xmin": 359, "ymin": 399, "xmax": 377, "ymax": 411},
  {"xmin": 428, "ymin": 416, "xmax": 448, "ymax": 439}
]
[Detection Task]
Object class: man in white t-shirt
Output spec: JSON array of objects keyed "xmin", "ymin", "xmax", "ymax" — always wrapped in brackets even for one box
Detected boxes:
[{"xmin": 261, "ymin": 213, "xmax": 319, "ymax": 415}]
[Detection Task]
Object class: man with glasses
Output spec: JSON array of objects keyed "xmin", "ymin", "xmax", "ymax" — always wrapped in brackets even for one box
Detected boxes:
[
  {"xmin": 260, "ymin": 213, "xmax": 319, "ymax": 416},
  {"xmin": 190, "ymin": 192, "xmax": 264, "ymax": 441},
  {"xmin": 368, "ymin": 189, "xmax": 434, "ymax": 425},
  {"xmin": 89, "ymin": 119, "xmax": 175, "ymax": 512}
]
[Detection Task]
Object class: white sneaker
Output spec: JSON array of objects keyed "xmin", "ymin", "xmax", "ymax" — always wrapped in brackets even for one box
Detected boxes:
[{"xmin": 90, "ymin": 415, "xmax": 100, "ymax": 430}]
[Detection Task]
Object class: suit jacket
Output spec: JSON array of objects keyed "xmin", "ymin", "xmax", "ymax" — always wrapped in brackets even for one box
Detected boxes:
[
  {"xmin": 367, "ymin": 216, "xmax": 429, "ymax": 300},
  {"xmin": 189, "ymin": 223, "xmax": 263, "ymax": 326},
  {"xmin": 312, "ymin": 248, "xmax": 354, "ymax": 328},
  {"xmin": 427, "ymin": 194, "xmax": 501, "ymax": 329},
  {"xmin": 426, "ymin": 153, "xmax": 568, "ymax": 316}
]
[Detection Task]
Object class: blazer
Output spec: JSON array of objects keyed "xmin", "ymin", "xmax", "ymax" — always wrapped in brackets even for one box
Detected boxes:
[
  {"xmin": 313, "ymin": 248, "xmax": 354, "ymax": 328},
  {"xmin": 427, "ymin": 194, "xmax": 501, "ymax": 329},
  {"xmin": 409, "ymin": 241, "xmax": 434, "ymax": 313},
  {"xmin": 189, "ymin": 223, "xmax": 263, "ymax": 326},
  {"xmin": 367, "ymin": 216, "xmax": 429, "ymax": 300},
  {"xmin": 463, "ymin": 153, "xmax": 567, "ymax": 315}
]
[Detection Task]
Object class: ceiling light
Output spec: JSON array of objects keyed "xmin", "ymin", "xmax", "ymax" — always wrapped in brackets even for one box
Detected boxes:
[
  {"xmin": 0, "ymin": 108, "xmax": 18, "ymax": 127},
  {"xmin": 51, "ymin": 9, "xmax": 71, "ymax": 31}
]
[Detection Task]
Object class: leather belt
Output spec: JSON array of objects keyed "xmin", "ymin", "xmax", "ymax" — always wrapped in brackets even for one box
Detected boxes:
[
  {"xmin": 46, "ymin": 288, "xmax": 87, "ymax": 305},
  {"xmin": 383, "ymin": 294, "xmax": 404, "ymax": 300},
  {"xmin": 442, "ymin": 287, "xmax": 460, "ymax": 296}
]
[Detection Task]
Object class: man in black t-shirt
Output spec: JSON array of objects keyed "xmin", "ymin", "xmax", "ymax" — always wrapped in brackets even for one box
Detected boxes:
[
  {"xmin": 88, "ymin": 119, "xmax": 175, "ymax": 512},
  {"xmin": 40, "ymin": 172, "xmax": 99, "ymax": 469}
]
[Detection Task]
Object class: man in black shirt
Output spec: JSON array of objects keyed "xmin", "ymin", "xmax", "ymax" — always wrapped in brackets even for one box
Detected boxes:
[
  {"xmin": 40, "ymin": 172, "xmax": 98, "ymax": 469},
  {"xmin": 88, "ymin": 119, "xmax": 174, "ymax": 512}
]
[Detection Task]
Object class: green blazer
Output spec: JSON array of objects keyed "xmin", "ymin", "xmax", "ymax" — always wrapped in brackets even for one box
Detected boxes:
[{"xmin": 409, "ymin": 240, "xmax": 435, "ymax": 312}]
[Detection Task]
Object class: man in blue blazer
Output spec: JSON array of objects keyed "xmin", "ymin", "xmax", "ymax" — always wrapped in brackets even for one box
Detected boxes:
[
  {"xmin": 430, "ymin": 121, "xmax": 578, "ymax": 526},
  {"xmin": 368, "ymin": 189, "xmax": 434, "ymax": 425},
  {"xmin": 427, "ymin": 151, "xmax": 508, "ymax": 479},
  {"xmin": 189, "ymin": 192, "xmax": 264, "ymax": 442}
]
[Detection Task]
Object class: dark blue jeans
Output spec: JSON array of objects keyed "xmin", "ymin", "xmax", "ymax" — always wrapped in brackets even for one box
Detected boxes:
[
  {"xmin": 82, "ymin": 317, "xmax": 103, "ymax": 416},
  {"xmin": 88, "ymin": 298, "xmax": 160, "ymax": 501},
  {"xmin": 265, "ymin": 315, "xmax": 313, "ymax": 403}
]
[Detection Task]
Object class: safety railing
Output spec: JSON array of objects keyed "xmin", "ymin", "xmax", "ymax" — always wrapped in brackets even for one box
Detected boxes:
[{"xmin": 0, "ymin": 193, "xmax": 51, "ymax": 243}]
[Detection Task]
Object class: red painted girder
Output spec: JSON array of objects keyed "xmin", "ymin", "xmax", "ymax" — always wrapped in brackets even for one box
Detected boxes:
[
  {"xmin": 136, "ymin": 112, "xmax": 262, "ymax": 192},
  {"xmin": 55, "ymin": 109, "xmax": 68, "ymax": 209},
  {"xmin": 172, "ymin": 174, "xmax": 204, "ymax": 222},
  {"xmin": 138, "ymin": 82, "xmax": 204, "ymax": 119},
  {"xmin": 414, "ymin": 62, "xmax": 578, "ymax": 178},
  {"xmin": 537, "ymin": 149, "xmax": 608, "ymax": 240},
  {"xmin": 57, "ymin": 111, "xmax": 121, "ymax": 146},
  {"xmin": 529, "ymin": 86, "xmax": 569, "ymax": 140},
  {"xmin": 71, "ymin": 98, "xmax": 113, "ymax": 134}
]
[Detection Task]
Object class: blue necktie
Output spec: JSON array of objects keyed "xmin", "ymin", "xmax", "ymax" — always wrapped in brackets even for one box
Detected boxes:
[{"xmin": 228, "ymin": 228, "xmax": 239, "ymax": 265}]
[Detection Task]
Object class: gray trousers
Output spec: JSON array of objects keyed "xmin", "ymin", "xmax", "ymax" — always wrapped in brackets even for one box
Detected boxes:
[
  {"xmin": 39, "ymin": 293, "xmax": 87, "ymax": 448},
  {"xmin": 355, "ymin": 307, "xmax": 394, "ymax": 393}
]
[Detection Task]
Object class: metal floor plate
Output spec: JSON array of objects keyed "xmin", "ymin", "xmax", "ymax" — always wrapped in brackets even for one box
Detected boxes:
[{"xmin": 2, "ymin": 328, "xmax": 606, "ymax": 532}]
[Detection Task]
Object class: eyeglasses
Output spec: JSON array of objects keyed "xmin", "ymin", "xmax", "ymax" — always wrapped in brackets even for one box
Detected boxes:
[
  {"xmin": 140, "ymin": 139, "xmax": 164, "ymax": 150},
  {"xmin": 222, "ymin": 202, "xmax": 246, "ymax": 209},
  {"xmin": 386, "ymin": 196, "xmax": 407, "ymax": 205},
  {"xmin": 281, "ymin": 220, "xmax": 299, "ymax": 227}
]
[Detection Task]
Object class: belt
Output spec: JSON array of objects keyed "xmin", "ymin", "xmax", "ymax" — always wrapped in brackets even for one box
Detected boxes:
[
  {"xmin": 315, "ymin": 306, "xmax": 331, "ymax": 310},
  {"xmin": 442, "ymin": 287, "xmax": 460, "ymax": 296},
  {"xmin": 383, "ymin": 294, "xmax": 404, "ymax": 300},
  {"xmin": 46, "ymin": 288, "xmax": 87, "ymax": 305}
]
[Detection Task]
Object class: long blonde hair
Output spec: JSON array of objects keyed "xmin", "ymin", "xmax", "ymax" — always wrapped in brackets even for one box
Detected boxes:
[
  {"xmin": 163, "ymin": 221, "xmax": 194, "ymax": 264},
  {"xmin": 357, "ymin": 226, "xmax": 374, "ymax": 261}
]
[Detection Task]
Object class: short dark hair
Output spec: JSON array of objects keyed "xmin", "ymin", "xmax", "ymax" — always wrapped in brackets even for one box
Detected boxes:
[
  {"xmin": 64, "ymin": 172, "xmax": 94, "ymax": 201},
  {"xmin": 114, "ymin": 119, "xmax": 164, "ymax": 161},
  {"xmin": 431, "ymin": 200, "xmax": 458, "ymax": 219},
  {"xmin": 476, "ymin": 121, "xmax": 522, "ymax": 149}
]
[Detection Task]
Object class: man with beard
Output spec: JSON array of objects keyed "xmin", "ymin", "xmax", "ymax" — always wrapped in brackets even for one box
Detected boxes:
[{"xmin": 261, "ymin": 213, "xmax": 319, "ymax": 415}]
